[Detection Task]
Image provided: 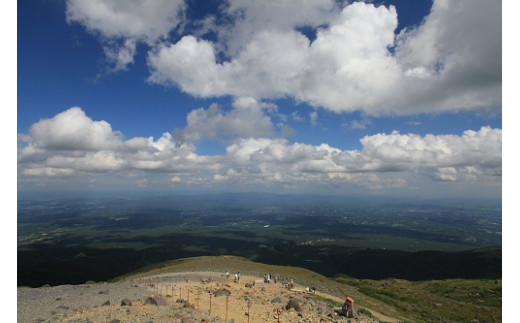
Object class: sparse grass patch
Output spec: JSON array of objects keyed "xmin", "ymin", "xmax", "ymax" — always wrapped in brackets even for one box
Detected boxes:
[{"xmin": 335, "ymin": 277, "xmax": 501, "ymax": 323}]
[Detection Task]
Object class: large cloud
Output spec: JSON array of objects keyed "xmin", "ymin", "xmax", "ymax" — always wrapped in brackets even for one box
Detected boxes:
[
  {"xmin": 66, "ymin": 0, "xmax": 185, "ymax": 71},
  {"xmin": 173, "ymin": 97, "xmax": 277, "ymax": 143},
  {"xmin": 219, "ymin": 126, "xmax": 501, "ymax": 182},
  {"xmin": 217, "ymin": 0, "xmax": 337, "ymax": 56},
  {"xmin": 18, "ymin": 107, "xmax": 220, "ymax": 180},
  {"xmin": 17, "ymin": 107, "xmax": 501, "ymax": 193},
  {"xmin": 27, "ymin": 107, "xmax": 123, "ymax": 151},
  {"xmin": 147, "ymin": 0, "xmax": 501, "ymax": 115}
]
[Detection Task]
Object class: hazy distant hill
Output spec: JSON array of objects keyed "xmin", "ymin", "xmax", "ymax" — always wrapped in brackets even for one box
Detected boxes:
[{"xmin": 18, "ymin": 194, "xmax": 501, "ymax": 287}]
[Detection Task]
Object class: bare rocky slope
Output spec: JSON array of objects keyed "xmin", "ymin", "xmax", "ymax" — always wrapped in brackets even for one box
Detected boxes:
[{"xmin": 18, "ymin": 256, "xmax": 403, "ymax": 323}]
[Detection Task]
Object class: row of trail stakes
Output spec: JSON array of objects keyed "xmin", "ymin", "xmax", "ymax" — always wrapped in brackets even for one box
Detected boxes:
[{"xmin": 140, "ymin": 276, "xmax": 295, "ymax": 322}]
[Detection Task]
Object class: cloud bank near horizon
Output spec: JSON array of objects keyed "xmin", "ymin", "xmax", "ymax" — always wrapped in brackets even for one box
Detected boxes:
[{"xmin": 18, "ymin": 107, "xmax": 501, "ymax": 194}]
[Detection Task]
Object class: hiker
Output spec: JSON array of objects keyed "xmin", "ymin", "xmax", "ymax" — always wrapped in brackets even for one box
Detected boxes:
[
  {"xmin": 226, "ymin": 271, "xmax": 229, "ymax": 279},
  {"xmin": 334, "ymin": 296, "xmax": 354, "ymax": 318},
  {"xmin": 234, "ymin": 273, "xmax": 238, "ymax": 282}
]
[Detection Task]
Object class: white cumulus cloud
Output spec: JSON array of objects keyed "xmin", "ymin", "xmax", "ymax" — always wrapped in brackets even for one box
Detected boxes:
[
  {"xmin": 27, "ymin": 107, "xmax": 123, "ymax": 151},
  {"xmin": 66, "ymin": 0, "xmax": 185, "ymax": 71},
  {"xmin": 18, "ymin": 107, "xmax": 221, "ymax": 184},
  {"xmin": 174, "ymin": 98, "xmax": 277, "ymax": 143},
  {"xmin": 18, "ymin": 108, "xmax": 501, "ymax": 195},
  {"xmin": 147, "ymin": 0, "xmax": 500, "ymax": 115}
]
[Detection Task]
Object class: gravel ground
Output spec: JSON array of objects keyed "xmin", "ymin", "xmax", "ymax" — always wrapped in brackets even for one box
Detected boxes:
[
  {"xmin": 17, "ymin": 272, "xmax": 387, "ymax": 323},
  {"xmin": 17, "ymin": 281, "xmax": 153, "ymax": 322},
  {"xmin": 17, "ymin": 272, "xmax": 232, "ymax": 323}
]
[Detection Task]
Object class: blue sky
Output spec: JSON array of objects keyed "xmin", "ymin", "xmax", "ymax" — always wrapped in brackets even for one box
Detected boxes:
[{"xmin": 16, "ymin": 0, "xmax": 502, "ymax": 198}]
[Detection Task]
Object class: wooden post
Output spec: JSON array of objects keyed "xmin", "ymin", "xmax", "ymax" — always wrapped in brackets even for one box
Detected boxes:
[
  {"xmin": 209, "ymin": 293, "xmax": 212, "ymax": 316},
  {"xmin": 225, "ymin": 295, "xmax": 229, "ymax": 321},
  {"xmin": 247, "ymin": 300, "xmax": 251, "ymax": 323}
]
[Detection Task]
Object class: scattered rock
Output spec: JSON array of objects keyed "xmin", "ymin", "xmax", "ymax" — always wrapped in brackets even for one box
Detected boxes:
[
  {"xmin": 286, "ymin": 298, "xmax": 302, "ymax": 312},
  {"xmin": 144, "ymin": 297, "xmax": 159, "ymax": 306},
  {"xmin": 120, "ymin": 299, "xmax": 132, "ymax": 306},
  {"xmin": 18, "ymin": 272, "xmax": 398, "ymax": 323},
  {"xmin": 214, "ymin": 288, "xmax": 231, "ymax": 297},
  {"xmin": 144, "ymin": 296, "xmax": 167, "ymax": 306},
  {"xmin": 271, "ymin": 297, "xmax": 283, "ymax": 304}
]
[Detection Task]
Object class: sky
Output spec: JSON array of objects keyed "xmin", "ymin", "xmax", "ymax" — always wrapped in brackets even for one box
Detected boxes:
[{"xmin": 16, "ymin": 0, "xmax": 503, "ymax": 199}]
